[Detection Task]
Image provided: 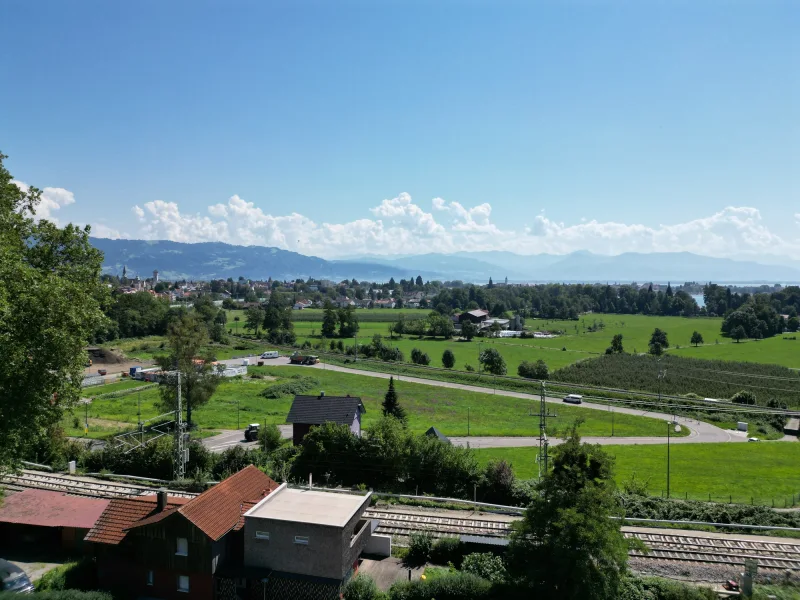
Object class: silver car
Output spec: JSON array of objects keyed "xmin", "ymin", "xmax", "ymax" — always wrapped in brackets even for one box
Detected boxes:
[{"xmin": 0, "ymin": 559, "xmax": 34, "ymax": 593}]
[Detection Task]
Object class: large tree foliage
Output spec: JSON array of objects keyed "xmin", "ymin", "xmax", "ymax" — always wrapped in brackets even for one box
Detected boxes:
[
  {"xmin": 156, "ymin": 313, "xmax": 220, "ymax": 427},
  {"xmin": 321, "ymin": 300, "xmax": 338, "ymax": 337},
  {"xmin": 0, "ymin": 153, "xmax": 108, "ymax": 473},
  {"xmin": 479, "ymin": 347, "xmax": 507, "ymax": 375},
  {"xmin": 648, "ymin": 328, "xmax": 669, "ymax": 355},
  {"xmin": 507, "ymin": 428, "xmax": 631, "ymax": 600}
]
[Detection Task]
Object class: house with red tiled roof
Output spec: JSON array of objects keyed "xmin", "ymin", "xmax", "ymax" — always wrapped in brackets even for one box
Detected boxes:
[
  {"xmin": 85, "ymin": 465, "xmax": 279, "ymax": 600},
  {"xmin": 0, "ymin": 489, "xmax": 109, "ymax": 552}
]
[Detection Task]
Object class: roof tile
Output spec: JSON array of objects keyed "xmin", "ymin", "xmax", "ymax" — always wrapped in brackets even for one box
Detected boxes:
[
  {"xmin": 286, "ymin": 395, "xmax": 365, "ymax": 426},
  {"xmin": 84, "ymin": 496, "xmax": 189, "ymax": 545}
]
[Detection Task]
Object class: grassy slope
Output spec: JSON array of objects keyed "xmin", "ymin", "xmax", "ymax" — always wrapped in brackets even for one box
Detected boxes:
[
  {"xmin": 475, "ymin": 442, "xmax": 800, "ymax": 505},
  {"xmin": 83, "ymin": 379, "xmax": 152, "ymax": 397},
  {"xmin": 64, "ymin": 366, "xmax": 681, "ymax": 438}
]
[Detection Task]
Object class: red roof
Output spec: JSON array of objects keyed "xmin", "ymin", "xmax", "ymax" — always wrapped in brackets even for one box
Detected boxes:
[
  {"xmin": 0, "ymin": 489, "xmax": 109, "ymax": 530},
  {"xmin": 127, "ymin": 466, "xmax": 279, "ymax": 542},
  {"xmin": 84, "ymin": 495, "xmax": 190, "ymax": 545}
]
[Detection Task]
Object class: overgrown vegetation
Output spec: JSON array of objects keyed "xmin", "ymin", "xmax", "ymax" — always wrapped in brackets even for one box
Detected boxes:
[{"xmin": 259, "ymin": 376, "xmax": 318, "ymax": 398}]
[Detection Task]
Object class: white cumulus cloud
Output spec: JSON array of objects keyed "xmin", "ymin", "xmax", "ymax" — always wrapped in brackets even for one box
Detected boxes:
[{"xmin": 11, "ymin": 180, "xmax": 76, "ymax": 225}]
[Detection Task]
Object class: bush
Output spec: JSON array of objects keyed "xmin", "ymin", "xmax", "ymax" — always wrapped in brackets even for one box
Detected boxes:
[
  {"xmin": 343, "ymin": 575, "xmax": 386, "ymax": 600},
  {"xmin": 430, "ymin": 537, "xmax": 465, "ymax": 566},
  {"xmin": 517, "ymin": 359, "xmax": 548, "ymax": 380},
  {"xmin": 461, "ymin": 553, "xmax": 507, "ymax": 584},
  {"xmin": 388, "ymin": 572, "xmax": 493, "ymax": 600},
  {"xmin": 36, "ymin": 560, "xmax": 97, "ymax": 592},
  {"xmin": 407, "ymin": 531, "xmax": 434, "ymax": 565},
  {"xmin": 260, "ymin": 376, "xmax": 317, "ymax": 398},
  {"xmin": 731, "ymin": 390, "xmax": 757, "ymax": 405},
  {"xmin": 410, "ymin": 348, "xmax": 431, "ymax": 366},
  {"xmin": 442, "ymin": 349, "xmax": 456, "ymax": 369},
  {"xmin": 259, "ymin": 423, "xmax": 283, "ymax": 452},
  {"xmin": 619, "ymin": 575, "xmax": 717, "ymax": 600}
]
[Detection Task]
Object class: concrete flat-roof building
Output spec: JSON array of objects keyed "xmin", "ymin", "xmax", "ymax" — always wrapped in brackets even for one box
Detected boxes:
[{"xmin": 241, "ymin": 484, "xmax": 387, "ymax": 589}]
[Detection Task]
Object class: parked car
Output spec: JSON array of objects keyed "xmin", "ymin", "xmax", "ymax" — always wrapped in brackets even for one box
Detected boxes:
[
  {"xmin": 0, "ymin": 559, "xmax": 33, "ymax": 593},
  {"xmin": 748, "ymin": 437, "xmax": 760, "ymax": 442},
  {"xmin": 260, "ymin": 351, "xmax": 279, "ymax": 359},
  {"xmin": 563, "ymin": 394, "xmax": 583, "ymax": 405},
  {"xmin": 244, "ymin": 423, "xmax": 260, "ymax": 442}
]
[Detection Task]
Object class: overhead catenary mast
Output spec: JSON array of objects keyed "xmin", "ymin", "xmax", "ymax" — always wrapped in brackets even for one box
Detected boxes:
[{"xmin": 174, "ymin": 371, "xmax": 186, "ymax": 481}]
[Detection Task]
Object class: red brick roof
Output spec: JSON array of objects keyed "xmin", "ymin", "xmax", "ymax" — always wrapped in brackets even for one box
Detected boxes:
[
  {"xmin": 84, "ymin": 495, "xmax": 190, "ymax": 545},
  {"xmin": 123, "ymin": 466, "xmax": 279, "ymax": 542},
  {"xmin": 0, "ymin": 489, "xmax": 109, "ymax": 530}
]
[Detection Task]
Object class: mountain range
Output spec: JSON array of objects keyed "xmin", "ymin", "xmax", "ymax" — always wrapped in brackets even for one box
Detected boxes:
[{"xmin": 90, "ymin": 237, "xmax": 800, "ymax": 284}]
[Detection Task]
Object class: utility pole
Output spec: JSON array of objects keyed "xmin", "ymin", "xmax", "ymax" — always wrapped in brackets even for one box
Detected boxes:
[
  {"xmin": 666, "ymin": 420, "xmax": 671, "ymax": 499},
  {"xmin": 537, "ymin": 381, "xmax": 556, "ymax": 480},
  {"xmin": 174, "ymin": 371, "xmax": 186, "ymax": 481},
  {"xmin": 467, "ymin": 406, "xmax": 470, "ymax": 437}
]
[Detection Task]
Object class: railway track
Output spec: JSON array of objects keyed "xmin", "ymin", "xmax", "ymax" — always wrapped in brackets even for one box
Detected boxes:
[
  {"xmin": 628, "ymin": 532, "xmax": 800, "ymax": 570},
  {"xmin": 364, "ymin": 508, "xmax": 513, "ymax": 540},
  {"xmin": 1, "ymin": 470, "xmax": 197, "ymax": 499}
]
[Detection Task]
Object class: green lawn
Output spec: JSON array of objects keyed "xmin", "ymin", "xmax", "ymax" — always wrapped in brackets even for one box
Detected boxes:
[
  {"xmin": 64, "ymin": 366, "xmax": 681, "ymax": 439},
  {"xmin": 475, "ymin": 442, "xmax": 800, "ymax": 505}
]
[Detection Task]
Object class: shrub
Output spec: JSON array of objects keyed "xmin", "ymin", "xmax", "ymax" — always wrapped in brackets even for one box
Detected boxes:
[
  {"xmin": 407, "ymin": 531, "xmax": 434, "ymax": 565},
  {"xmin": 460, "ymin": 552, "xmax": 507, "ymax": 583},
  {"xmin": 36, "ymin": 560, "xmax": 97, "ymax": 591},
  {"xmin": 260, "ymin": 377, "xmax": 317, "ymax": 398},
  {"xmin": 517, "ymin": 359, "xmax": 548, "ymax": 380},
  {"xmin": 430, "ymin": 537, "xmax": 465, "ymax": 566},
  {"xmin": 388, "ymin": 572, "xmax": 492, "ymax": 600},
  {"xmin": 442, "ymin": 349, "xmax": 456, "ymax": 369},
  {"xmin": 619, "ymin": 575, "xmax": 717, "ymax": 600},
  {"xmin": 731, "ymin": 390, "xmax": 757, "ymax": 405},
  {"xmin": 259, "ymin": 423, "xmax": 283, "ymax": 452},
  {"xmin": 342, "ymin": 575, "xmax": 386, "ymax": 600}
]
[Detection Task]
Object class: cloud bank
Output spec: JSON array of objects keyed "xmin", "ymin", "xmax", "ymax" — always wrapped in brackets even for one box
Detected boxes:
[{"xmin": 13, "ymin": 180, "xmax": 799, "ymax": 260}]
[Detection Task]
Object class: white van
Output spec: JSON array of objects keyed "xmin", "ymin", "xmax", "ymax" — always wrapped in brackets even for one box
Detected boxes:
[
  {"xmin": 563, "ymin": 394, "xmax": 583, "ymax": 405},
  {"xmin": 260, "ymin": 351, "xmax": 279, "ymax": 359}
]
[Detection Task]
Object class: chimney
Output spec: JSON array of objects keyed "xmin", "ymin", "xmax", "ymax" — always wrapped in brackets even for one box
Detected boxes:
[
  {"xmin": 319, "ymin": 391, "xmax": 325, "ymax": 398},
  {"xmin": 157, "ymin": 488, "xmax": 167, "ymax": 512}
]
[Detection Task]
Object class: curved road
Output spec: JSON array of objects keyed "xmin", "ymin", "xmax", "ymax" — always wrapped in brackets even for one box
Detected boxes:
[{"xmin": 216, "ymin": 356, "xmax": 758, "ymax": 449}]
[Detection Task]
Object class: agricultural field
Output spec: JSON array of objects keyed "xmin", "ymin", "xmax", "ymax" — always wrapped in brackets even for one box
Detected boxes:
[
  {"xmin": 99, "ymin": 335, "xmax": 269, "ymax": 362},
  {"xmin": 551, "ymin": 353, "xmax": 800, "ymax": 407},
  {"xmin": 64, "ymin": 366, "xmax": 681, "ymax": 439},
  {"xmin": 475, "ymin": 442, "xmax": 800, "ymax": 506}
]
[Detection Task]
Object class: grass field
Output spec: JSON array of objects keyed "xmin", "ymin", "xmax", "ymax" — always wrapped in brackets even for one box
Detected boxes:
[
  {"xmin": 83, "ymin": 379, "xmax": 153, "ymax": 397},
  {"xmin": 64, "ymin": 366, "xmax": 682, "ymax": 439},
  {"xmin": 100, "ymin": 335, "xmax": 270, "ymax": 362},
  {"xmin": 475, "ymin": 442, "xmax": 800, "ymax": 505}
]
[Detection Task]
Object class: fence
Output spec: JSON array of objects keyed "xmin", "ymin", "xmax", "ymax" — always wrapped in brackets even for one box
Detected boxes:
[{"xmin": 81, "ymin": 376, "xmax": 106, "ymax": 387}]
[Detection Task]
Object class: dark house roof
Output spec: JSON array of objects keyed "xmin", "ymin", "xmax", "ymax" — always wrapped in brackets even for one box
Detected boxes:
[
  {"xmin": 425, "ymin": 426, "xmax": 451, "ymax": 444},
  {"xmin": 127, "ymin": 465, "xmax": 279, "ymax": 541},
  {"xmin": 287, "ymin": 394, "xmax": 366, "ymax": 426}
]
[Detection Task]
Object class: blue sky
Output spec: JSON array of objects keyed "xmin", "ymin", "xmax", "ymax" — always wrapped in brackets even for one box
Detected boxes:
[{"xmin": 2, "ymin": 0, "xmax": 798, "ymax": 259}]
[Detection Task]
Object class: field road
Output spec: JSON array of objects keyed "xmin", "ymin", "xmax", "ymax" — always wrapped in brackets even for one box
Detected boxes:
[
  {"xmin": 215, "ymin": 356, "xmax": 760, "ymax": 449},
  {"xmin": 201, "ymin": 425, "xmax": 292, "ymax": 453}
]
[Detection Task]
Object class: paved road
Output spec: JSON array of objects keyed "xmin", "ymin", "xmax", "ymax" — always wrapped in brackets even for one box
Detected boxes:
[
  {"xmin": 217, "ymin": 356, "xmax": 754, "ymax": 448},
  {"xmin": 201, "ymin": 425, "xmax": 292, "ymax": 453}
]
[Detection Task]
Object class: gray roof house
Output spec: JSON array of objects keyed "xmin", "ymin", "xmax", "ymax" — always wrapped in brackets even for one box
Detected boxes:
[
  {"xmin": 286, "ymin": 393, "xmax": 366, "ymax": 445},
  {"xmin": 425, "ymin": 426, "xmax": 451, "ymax": 444}
]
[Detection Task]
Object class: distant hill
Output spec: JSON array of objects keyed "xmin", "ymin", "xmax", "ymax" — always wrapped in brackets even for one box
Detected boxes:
[
  {"xmin": 89, "ymin": 238, "xmax": 433, "ymax": 282},
  {"xmin": 91, "ymin": 237, "xmax": 800, "ymax": 284}
]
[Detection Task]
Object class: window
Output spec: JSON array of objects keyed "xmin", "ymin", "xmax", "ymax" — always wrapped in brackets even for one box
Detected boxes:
[
  {"xmin": 177, "ymin": 575, "xmax": 190, "ymax": 593},
  {"xmin": 255, "ymin": 531, "xmax": 270, "ymax": 540},
  {"xmin": 146, "ymin": 571, "xmax": 154, "ymax": 586},
  {"xmin": 176, "ymin": 537, "xmax": 188, "ymax": 556},
  {"xmin": 294, "ymin": 535, "xmax": 309, "ymax": 545}
]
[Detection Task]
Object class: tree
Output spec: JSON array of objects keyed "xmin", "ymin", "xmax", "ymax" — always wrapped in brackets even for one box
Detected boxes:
[
  {"xmin": 157, "ymin": 313, "xmax": 221, "ymax": 428},
  {"xmin": 648, "ymin": 328, "xmax": 669, "ymax": 355},
  {"xmin": 690, "ymin": 331, "xmax": 704, "ymax": 347},
  {"xmin": 461, "ymin": 320, "xmax": 478, "ymax": 341},
  {"xmin": 507, "ymin": 427, "xmax": 630, "ymax": 599},
  {"xmin": 427, "ymin": 314, "xmax": 455, "ymax": 339},
  {"xmin": 732, "ymin": 325, "xmax": 746, "ymax": 343},
  {"xmin": 415, "ymin": 275, "xmax": 424, "ymax": 287},
  {"xmin": 479, "ymin": 348, "xmax": 507, "ymax": 375},
  {"xmin": 0, "ymin": 154, "xmax": 108, "ymax": 473},
  {"xmin": 338, "ymin": 305, "xmax": 359, "ymax": 338},
  {"xmin": 442, "ymin": 349, "xmax": 456, "ymax": 369},
  {"xmin": 518, "ymin": 359, "xmax": 549, "ymax": 380},
  {"xmin": 321, "ymin": 300, "xmax": 338, "ymax": 338},
  {"xmin": 410, "ymin": 348, "xmax": 431, "ymax": 366},
  {"xmin": 245, "ymin": 306, "xmax": 265, "ymax": 337},
  {"xmin": 381, "ymin": 377, "xmax": 407, "ymax": 423},
  {"xmin": 731, "ymin": 390, "xmax": 756, "ymax": 405},
  {"xmin": 611, "ymin": 334, "xmax": 624, "ymax": 354},
  {"xmin": 259, "ymin": 423, "xmax": 283, "ymax": 452},
  {"xmin": 788, "ymin": 316, "xmax": 800, "ymax": 333}
]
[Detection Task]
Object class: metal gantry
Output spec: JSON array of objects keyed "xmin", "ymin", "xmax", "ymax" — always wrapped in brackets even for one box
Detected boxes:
[
  {"xmin": 174, "ymin": 371, "xmax": 186, "ymax": 481},
  {"xmin": 536, "ymin": 381, "xmax": 556, "ymax": 480}
]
